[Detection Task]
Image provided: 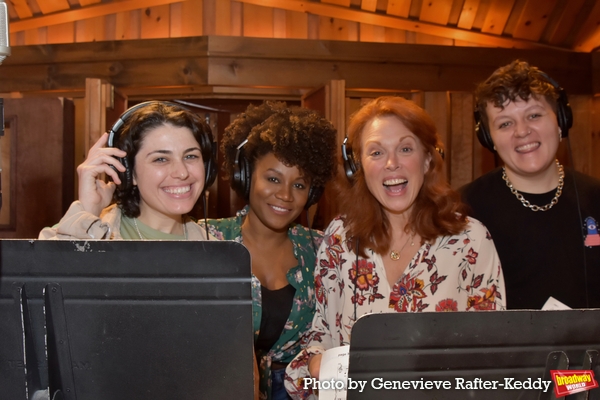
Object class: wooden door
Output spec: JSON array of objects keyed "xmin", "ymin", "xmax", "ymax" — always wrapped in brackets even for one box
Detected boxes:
[{"xmin": 1, "ymin": 98, "xmax": 75, "ymax": 238}]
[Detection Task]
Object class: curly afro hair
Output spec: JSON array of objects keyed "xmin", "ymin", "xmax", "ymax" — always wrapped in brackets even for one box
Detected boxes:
[
  {"xmin": 475, "ymin": 60, "xmax": 560, "ymax": 130},
  {"xmin": 221, "ymin": 101, "xmax": 337, "ymax": 200}
]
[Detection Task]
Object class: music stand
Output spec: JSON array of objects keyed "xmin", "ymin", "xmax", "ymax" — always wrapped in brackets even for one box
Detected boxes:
[
  {"xmin": 0, "ymin": 239, "xmax": 253, "ymax": 400},
  {"xmin": 347, "ymin": 310, "xmax": 600, "ymax": 400}
]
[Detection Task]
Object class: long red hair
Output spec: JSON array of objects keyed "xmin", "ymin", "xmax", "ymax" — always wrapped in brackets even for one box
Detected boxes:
[{"xmin": 337, "ymin": 96, "xmax": 468, "ymax": 257}]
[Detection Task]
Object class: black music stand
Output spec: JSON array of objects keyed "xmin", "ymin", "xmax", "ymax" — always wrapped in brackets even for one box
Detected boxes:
[
  {"xmin": 0, "ymin": 240, "xmax": 253, "ymax": 400},
  {"xmin": 347, "ymin": 310, "xmax": 600, "ymax": 400}
]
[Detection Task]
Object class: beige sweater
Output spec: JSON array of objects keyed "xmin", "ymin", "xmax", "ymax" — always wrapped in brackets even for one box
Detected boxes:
[{"xmin": 39, "ymin": 201, "xmax": 213, "ymax": 241}]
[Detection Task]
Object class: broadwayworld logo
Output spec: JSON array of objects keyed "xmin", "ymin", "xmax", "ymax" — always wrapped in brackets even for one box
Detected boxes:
[{"xmin": 551, "ymin": 370, "xmax": 599, "ymax": 397}]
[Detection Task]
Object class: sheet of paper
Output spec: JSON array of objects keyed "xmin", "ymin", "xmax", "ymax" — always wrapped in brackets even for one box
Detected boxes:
[
  {"xmin": 542, "ymin": 296, "xmax": 572, "ymax": 310},
  {"xmin": 318, "ymin": 345, "xmax": 350, "ymax": 400}
]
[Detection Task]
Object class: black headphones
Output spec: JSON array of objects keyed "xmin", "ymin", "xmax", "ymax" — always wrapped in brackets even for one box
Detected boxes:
[
  {"xmin": 231, "ymin": 139, "xmax": 324, "ymax": 210},
  {"xmin": 474, "ymin": 71, "xmax": 573, "ymax": 152},
  {"xmin": 107, "ymin": 101, "xmax": 218, "ymax": 193},
  {"xmin": 342, "ymin": 137, "xmax": 445, "ymax": 181}
]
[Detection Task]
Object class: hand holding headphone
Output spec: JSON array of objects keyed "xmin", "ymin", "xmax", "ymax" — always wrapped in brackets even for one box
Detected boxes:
[{"xmin": 107, "ymin": 101, "xmax": 218, "ymax": 193}]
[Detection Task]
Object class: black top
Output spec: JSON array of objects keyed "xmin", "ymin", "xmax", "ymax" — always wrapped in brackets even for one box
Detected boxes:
[
  {"xmin": 460, "ymin": 167, "xmax": 600, "ymax": 309},
  {"xmin": 255, "ymin": 284, "xmax": 296, "ymax": 354}
]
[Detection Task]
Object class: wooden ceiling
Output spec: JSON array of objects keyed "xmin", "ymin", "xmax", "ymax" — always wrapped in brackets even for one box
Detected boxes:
[{"xmin": 5, "ymin": 0, "xmax": 600, "ymax": 52}]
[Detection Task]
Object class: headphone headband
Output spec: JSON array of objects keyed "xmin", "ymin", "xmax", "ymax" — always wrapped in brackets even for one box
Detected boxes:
[
  {"xmin": 107, "ymin": 100, "xmax": 217, "ymax": 192},
  {"xmin": 231, "ymin": 139, "xmax": 323, "ymax": 210}
]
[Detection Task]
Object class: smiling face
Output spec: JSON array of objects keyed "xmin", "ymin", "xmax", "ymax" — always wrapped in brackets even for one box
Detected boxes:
[
  {"xmin": 133, "ymin": 123, "xmax": 205, "ymax": 224},
  {"xmin": 486, "ymin": 96, "xmax": 560, "ymax": 182},
  {"xmin": 246, "ymin": 152, "xmax": 310, "ymax": 233},
  {"xmin": 360, "ymin": 115, "xmax": 431, "ymax": 223}
]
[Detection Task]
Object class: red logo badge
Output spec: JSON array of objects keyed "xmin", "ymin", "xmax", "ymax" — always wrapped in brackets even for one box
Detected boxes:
[{"xmin": 551, "ymin": 370, "xmax": 599, "ymax": 397}]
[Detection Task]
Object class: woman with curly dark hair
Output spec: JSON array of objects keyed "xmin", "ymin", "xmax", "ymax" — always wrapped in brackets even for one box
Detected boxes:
[
  {"xmin": 285, "ymin": 96, "xmax": 505, "ymax": 399},
  {"xmin": 40, "ymin": 101, "xmax": 216, "ymax": 240},
  {"xmin": 204, "ymin": 101, "xmax": 337, "ymax": 400}
]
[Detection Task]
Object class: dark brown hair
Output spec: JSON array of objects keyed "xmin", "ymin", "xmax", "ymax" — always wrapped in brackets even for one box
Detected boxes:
[
  {"xmin": 338, "ymin": 96, "xmax": 468, "ymax": 257},
  {"xmin": 475, "ymin": 60, "xmax": 559, "ymax": 130}
]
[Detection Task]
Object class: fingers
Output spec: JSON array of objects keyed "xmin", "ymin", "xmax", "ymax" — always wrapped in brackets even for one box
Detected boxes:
[{"xmin": 83, "ymin": 133, "xmax": 128, "ymax": 173}]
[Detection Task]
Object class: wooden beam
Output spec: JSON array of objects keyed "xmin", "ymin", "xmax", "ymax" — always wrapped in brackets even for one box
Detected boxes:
[
  {"xmin": 235, "ymin": 0, "xmax": 571, "ymax": 51},
  {"xmin": 0, "ymin": 36, "xmax": 593, "ymax": 95},
  {"xmin": 10, "ymin": 0, "xmax": 182, "ymax": 33}
]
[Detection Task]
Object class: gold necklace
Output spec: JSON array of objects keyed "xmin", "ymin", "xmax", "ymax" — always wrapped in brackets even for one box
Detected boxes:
[
  {"xmin": 390, "ymin": 233, "xmax": 415, "ymax": 261},
  {"xmin": 501, "ymin": 159, "xmax": 564, "ymax": 212},
  {"xmin": 133, "ymin": 217, "xmax": 188, "ymax": 239}
]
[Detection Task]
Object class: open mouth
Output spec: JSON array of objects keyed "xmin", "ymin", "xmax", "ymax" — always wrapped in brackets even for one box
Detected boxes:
[
  {"xmin": 515, "ymin": 142, "xmax": 540, "ymax": 153},
  {"xmin": 163, "ymin": 185, "xmax": 192, "ymax": 195},
  {"xmin": 383, "ymin": 178, "xmax": 407, "ymax": 193}
]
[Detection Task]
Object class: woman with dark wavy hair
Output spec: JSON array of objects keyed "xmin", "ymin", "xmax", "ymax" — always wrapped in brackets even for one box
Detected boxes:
[
  {"xmin": 40, "ymin": 101, "xmax": 216, "ymax": 241},
  {"xmin": 204, "ymin": 101, "xmax": 337, "ymax": 400},
  {"xmin": 285, "ymin": 96, "xmax": 505, "ymax": 399}
]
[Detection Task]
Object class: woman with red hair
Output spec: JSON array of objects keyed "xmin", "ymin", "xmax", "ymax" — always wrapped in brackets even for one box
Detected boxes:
[{"xmin": 284, "ymin": 96, "xmax": 505, "ymax": 399}]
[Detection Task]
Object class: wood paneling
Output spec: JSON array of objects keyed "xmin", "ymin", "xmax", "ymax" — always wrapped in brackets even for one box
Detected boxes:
[
  {"xmin": 360, "ymin": 23, "xmax": 385, "ymax": 42},
  {"xmin": 386, "ymin": 0, "xmax": 411, "ymax": 18},
  {"xmin": 140, "ymin": 5, "xmax": 170, "ymax": 39},
  {"xmin": 2, "ymin": 98, "xmax": 75, "ymax": 238},
  {"xmin": 481, "ymin": 0, "xmax": 515, "ymax": 35},
  {"xmin": 285, "ymin": 10, "xmax": 308, "ymax": 39},
  {"xmin": 243, "ymin": 3, "xmax": 273, "ymax": 38},
  {"xmin": 419, "ymin": 0, "xmax": 453, "ymax": 25},
  {"xmin": 512, "ymin": 0, "xmax": 557, "ymax": 42},
  {"xmin": 457, "ymin": 0, "xmax": 480, "ymax": 29},
  {"xmin": 569, "ymin": 95, "xmax": 593, "ymax": 175},
  {"xmin": 6, "ymin": 0, "xmax": 600, "ymax": 53},
  {"xmin": 450, "ymin": 92, "xmax": 474, "ymax": 190},
  {"xmin": 47, "ymin": 22, "xmax": 75, "ymax": 44}
]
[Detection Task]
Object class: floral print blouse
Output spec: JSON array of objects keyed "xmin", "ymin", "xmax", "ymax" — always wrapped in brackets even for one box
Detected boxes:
[
  {"xmin": 203, "ymin": 206, "xmax": 322, "ymax": 400},
  {"xmin": 284, "ymin": 216, "xmax": 506, "ymax": 399}
]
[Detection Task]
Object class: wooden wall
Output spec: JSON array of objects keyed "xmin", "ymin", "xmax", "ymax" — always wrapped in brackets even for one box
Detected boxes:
[{"xmin": 10, "ymin": 0, "xmax": 477, "ymax": 48}]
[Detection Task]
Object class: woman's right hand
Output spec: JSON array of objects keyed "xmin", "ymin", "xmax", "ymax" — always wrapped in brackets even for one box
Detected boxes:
[
  {"xmin": 308, "ymin": 353, "xmax": 322, "ymax": 380},
  {"xmin": 76, "ymin": 132, "xmax": 127, "ymax": 216}
]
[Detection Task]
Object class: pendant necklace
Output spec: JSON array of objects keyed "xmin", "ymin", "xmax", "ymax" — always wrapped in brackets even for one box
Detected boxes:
[{"xmin": 390, "ymin": 233, "xmax": 415, "ymax": 261}]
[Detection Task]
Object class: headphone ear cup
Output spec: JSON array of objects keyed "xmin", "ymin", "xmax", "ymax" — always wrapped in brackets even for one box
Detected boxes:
[
  {"xmin": 107, "ymin": 119, "xmax": 134, "ymax": 193},
  {"xmin": 342, "ymin": 138, "xmax": 358, "ymax": 180},
  {"xmin": 474, "ymin": 109, "xmax": 495, "ymax": 152},
  {"xmin": 304, "ymin": 185, "xmax": 324, "ymax": 210},
  {"xmin": 556, "ymin": 88, "xmax": 573, "ymax": 138},
  {"xmin": 232, "ymin": 149, "xmax": 251, "ymax": 200}
]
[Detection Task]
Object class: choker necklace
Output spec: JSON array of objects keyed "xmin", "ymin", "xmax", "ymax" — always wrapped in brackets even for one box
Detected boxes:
[
  {"xmin": 133, "ymin": 217, "xmax": 188, "ymax": 240},
  {"xmin": 390, "ymin": 233, "xmax": 415, "ymax": 261},
  {"xmin": 502, "ymin": 159, "xmax": 564, "ymax": 212}
]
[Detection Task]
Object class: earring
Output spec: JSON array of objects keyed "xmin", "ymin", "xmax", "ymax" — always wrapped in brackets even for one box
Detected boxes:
[
  {"xmin": 559, "ymin": 128, "xmax": 563, "ymax": 142},
  {"xmin": 493, "ymin": 145, "xmax": 497, "ymax": 151}
]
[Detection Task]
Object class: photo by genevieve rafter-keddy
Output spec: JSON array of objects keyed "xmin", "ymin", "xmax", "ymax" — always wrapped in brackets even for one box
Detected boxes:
[{"xmin": 303, "ymin": 377, "xmax": 553, "ymax": 395}]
